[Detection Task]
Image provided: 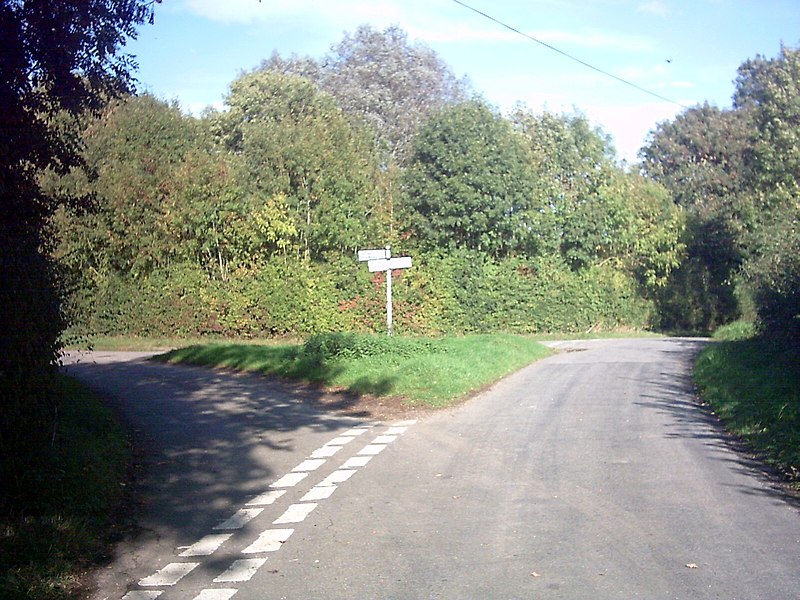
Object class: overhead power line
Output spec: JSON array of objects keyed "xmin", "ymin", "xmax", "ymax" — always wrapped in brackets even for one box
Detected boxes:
[{"xmin": 450, "ymin": 0, "xmax": 688, "ymax": 108}]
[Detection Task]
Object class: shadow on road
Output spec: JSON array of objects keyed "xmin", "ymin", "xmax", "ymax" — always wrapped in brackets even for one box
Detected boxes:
[{"xmin": 60, "ymin": 352, "xmax": 380, "ymax": 593}]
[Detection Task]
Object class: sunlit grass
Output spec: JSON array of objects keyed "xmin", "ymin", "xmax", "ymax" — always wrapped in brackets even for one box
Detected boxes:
[{"xmin": 157, "ymin": 333, "xmax": 551, "ymax": 407}]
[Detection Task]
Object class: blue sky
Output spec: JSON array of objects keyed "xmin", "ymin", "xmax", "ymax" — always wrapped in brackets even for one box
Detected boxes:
[{"xmin": 127, "ymin": 0, "xmax": 800, "ymax": 163}]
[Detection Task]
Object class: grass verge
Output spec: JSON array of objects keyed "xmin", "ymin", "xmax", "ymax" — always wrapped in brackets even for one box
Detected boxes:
[
  {"xmin": 694, "ymin": 329, "xmax": 799, "ymax": 485},
  {"xmin": 157, "ymin": 333, "xmax": 552, "ymax": 407},
  {"xmin": 0, "ymin": 376, "xmax": 129, "ymax": 600}
]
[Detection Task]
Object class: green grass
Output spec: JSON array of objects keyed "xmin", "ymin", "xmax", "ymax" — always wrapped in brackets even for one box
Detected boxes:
[
  {"xmin": 710, "ymin": 319, "xmax": 757, "ymax": 341},
  {"xmin": 0, "ymin": 377, "xmax": 130, "ymax": 600},
  {"xmin": 157, "ymin": 333, "xmax": 552, "ymax": 407},
  {"xmin": 694, "ymin": 333, "xmax": 799, "ymax": 484}
]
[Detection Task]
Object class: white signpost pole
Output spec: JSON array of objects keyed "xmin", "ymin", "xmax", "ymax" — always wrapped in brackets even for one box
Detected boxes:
[
  {"xmin": 386, "ymin": 264, "xmax": 393, "ymax": 336},
  {"xmin": 358, "ymin": 246, "xmax": 412, "ymax": 336}
]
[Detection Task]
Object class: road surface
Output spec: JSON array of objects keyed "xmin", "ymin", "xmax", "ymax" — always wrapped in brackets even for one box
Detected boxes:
[{"xmin": 63, "ymin": 338, "xmax": 800, "ymax": 600}]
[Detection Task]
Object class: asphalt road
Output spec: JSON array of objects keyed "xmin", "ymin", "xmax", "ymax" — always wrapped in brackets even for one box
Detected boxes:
[{"xmin": 63, "ymin": 338, "xmax": 800, "ymax": 600}]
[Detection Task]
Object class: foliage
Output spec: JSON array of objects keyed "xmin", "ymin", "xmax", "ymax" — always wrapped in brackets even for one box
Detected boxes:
[
  {"xmin": 212, "ymin": 70, "xmax": 386, "ymax": 259},
  {"xmin": 744, "ymin": 207, "xmax": 800, "ymax": 347},
  {"xmin": 734, "ymin": 44, "xmax": 800, "ymax": 204},
  {"xmin": 52, "ymin": 95, "xmax": 199, "ymax": 280},
  {"xmin": 712, "ymin": 320, "xmax": 757, "ymax": 342},
  {"xmin": 640, "ymin": 104, "xmax": 752, "ymax": 330},
  {"xmin": 403, "ymin": 99, "xmax": 537, "ymax": 258},
  {"xmin": 733, "ymin": 45, "xmax": 800, "ymax": 345},
  {"xmin": 512, "ymin": 109, "xmax": 614, "ymax": 262},
  {"xmin": 695, "ymin": 337, "xmax": 799, "ymax": 483},
  {"xmin": 1, "ymin": 0, "xmax": 153, "ymax": 504},
  {"xmin": 640, "ymin": 103, "xmax": 751, "ymax": 210},
  {"xmin": 302, "ymin": 332, "xmax": 447, "ymax": 361},
  {"xmin": 50, "ymin": 25, "xmax": 696, "ymax": 347},
  {"xmin": 261, "ymin": 24, "xmax": 469, "ymax": 163},
  {"xmin": 642, "ymin": 45, "xmax": 800, "ymax": 338}
]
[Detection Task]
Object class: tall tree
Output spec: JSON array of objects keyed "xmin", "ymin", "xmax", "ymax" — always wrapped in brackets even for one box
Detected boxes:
[
  {"xmin": 640, "ymin": 104, "xmax": 752, "ymax": 330},
  {"xmin": 66, "ymin": 95, "xmax": 198, "ymax": 277},
  {"xmin": 403, "ymin": 99, "xmax": 536, "ymax": 258},
  {"xmin": 1, "ymin": 0, "xmax": 154, "ymax": 498},
  {"xmin": 513, "ymin": 109, "xmax": 620, "ymax": 267},
  {"xmin": 733, "ymin": 44, "xmax": 800, "ymax": 343},
  {"xmin": 213, "ymin": 70, "xmax": 386, "ymax": 259},
  {"xmin": 734, "ymin": 44, "xmax": 800, "ymax": 204},
  {"xmin": 261, "ymin": 25, "xmax": 469, "ymax": 164}
]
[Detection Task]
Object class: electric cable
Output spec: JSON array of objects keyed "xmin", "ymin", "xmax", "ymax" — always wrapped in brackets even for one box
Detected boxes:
[{"xmin": 450, "ymin": 0, "xmax": 689, "ymax": 108}]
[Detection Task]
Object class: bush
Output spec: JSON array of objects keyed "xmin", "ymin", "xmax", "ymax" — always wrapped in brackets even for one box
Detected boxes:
[
  {"xmin": 64, "ymin": 252, "xmax": 657, "ymax": 339},
  {"xmin": 302, "ymin": 332, "xmax": 447, "ymax": 361},
  {"xmin": 747, "ymin": 210, "xmax": 800, "ymax": 350}
]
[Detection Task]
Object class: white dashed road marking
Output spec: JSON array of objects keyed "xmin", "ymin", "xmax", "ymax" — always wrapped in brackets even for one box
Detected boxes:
[
  {"xmin": 139, "ymin": 562, "xmax": 199, "ymax": 586},
  {"xmin": 310, "ymin": 445, "xmax": 342, "ymax": 458},
  {"xmin": 318, "ymin": 469, "xmax": 357, "ymax": 486},
  {"xmin": 270, "ymin": 472, "xmax": 309, "ymax": 488},
  {"xmin": 292, "ymin": 458, "xmax": 327, "ymax": 472},
  {"xmin": 358, "ymin": 444, "xmax": 387, "ymax": 455},
  {"xmin": 384, "ymin": 426, "xmax": 408, "ymax": 435},
  {"xmin": 213, "ymin": 558, "xmax": 268, "ymax": 583},
  {"xmin": 300, "ymin": 485, "xmax": 338, "ymax": 501},
  {"xmin": 372, "ymin": 435, "xmax": 398, "ymax": 444},
  {"xmin": 179, "ymin": 533, "xmax": 233, "ymax": 557},
  {"xmin": 121, "ymin": 420, "xmax": 417, "ymax": 599},
  {"xmin": 246, "ymin": 489, "xmax": 285, "ymax": 506},
  {"xmin": 341, "ymin": 455, "xmax": 372, "ymax": 468},
  {"xmin": 243, "ymin": 528, "xmax": 295, "ymax": 553},
  {"xmin": 273, "ymin": 503, "xmax": 318, "ymax": 524},
  {"xmin": 192, "ymin": 589, "xmax": 238, "ymax": 600},
  {"xmin": 344, "ymin": 427, "xmax": 371, "ymax": 435},
  {"xmin": 214, "ymin": 508, "xmax": 264, "ymax": 530},
  {"xmin": 122, "ymin": 592, "xmax": 162, "ymax": 600},
  {"xmin": 326, "ymin": 435, "xmax": 356, "ymax": 445}
]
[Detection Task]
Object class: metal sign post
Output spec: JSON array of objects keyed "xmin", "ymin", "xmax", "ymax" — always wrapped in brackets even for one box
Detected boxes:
[{"xmin": 358, "ymin": 246, "xmax": 413, "ymax": 336}]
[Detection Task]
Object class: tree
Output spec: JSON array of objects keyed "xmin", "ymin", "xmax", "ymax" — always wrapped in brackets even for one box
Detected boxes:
[
  {"xmin": 513, "ymin": 109, "xmax": 622, "ymax": 267},
  {"xmin": 733, "ymin": 44, "xmax": 800, "ymax": 343},
  {"xmin": 65, "ymin": 95, "xmax": 198, "ymax": 276},
  {"xmin": 261, "ymin": 25, "xmax": 470, "ymax": 164},
  {"xmin": 213, "ymin": 70, "xmax": 386, "ymax": 260},
  {"xmin": 734, "ymin": 44, "xmax": 800, "ymax": 203},
  {"xmin": 403, "ymin": 99, "xmax": 537, "ymax": 258},
  {"xmin": 1, "ymin": 0, "xmax": 154, "ymax": 499},
  {"xmin": 166, "ymin": 148, "xmax": 298, "ymax": 279},
  {"xmin": 640, "ymin": 104, "xmax": 752, "ymax": 330},
  {"xmin": 641, "ymin": 45, "xmax": 800, "ymax": 337},
  {"xmin": 593, "ymin": 170, "xmax": 685, "ymax": 290}
]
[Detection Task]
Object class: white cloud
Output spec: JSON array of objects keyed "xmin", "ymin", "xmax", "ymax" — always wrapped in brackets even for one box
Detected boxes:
[
  {"xmin": 637, "ymin": 1, "xmax": 670, "ymax": 17},
  {"xmin": 583, "ymin": 102, "xmax": 682, "ymax": 163}
]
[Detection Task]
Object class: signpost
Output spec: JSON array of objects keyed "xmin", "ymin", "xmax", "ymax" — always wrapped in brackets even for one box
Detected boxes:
[{"xmin": 358, "ymin": 246, "xmax": 412, "ymax": 336}]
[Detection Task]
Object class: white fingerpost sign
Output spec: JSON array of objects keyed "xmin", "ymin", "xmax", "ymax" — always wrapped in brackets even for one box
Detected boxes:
[
  {"xmin": 357, "ymin": 246, "xmax": 413, "ymax": 336},
  {"xmin": 357, "ymin": 248, "xmax": 390, "ymax": 262}
]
